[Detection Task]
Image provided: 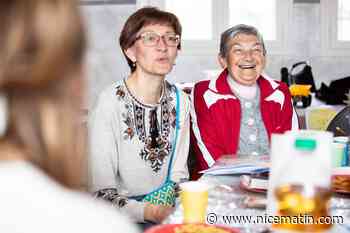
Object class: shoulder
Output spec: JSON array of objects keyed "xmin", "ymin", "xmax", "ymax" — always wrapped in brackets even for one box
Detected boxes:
[
  {"xmin": 259, "ymin": 75, "xmax": 292, "ymax": 110},
  {"xmin": 1, "ymin": 163, "xmax": 139, "ymax": 233},
  {"xmin": 165, "ymin": 81, "xmax": 190, "ymax": 103},
  {"xmin": 259, "ymin": 74, "xmax": 290, "ymax": 95},
  {"xmin": 193, "ymin": 79, "xmax": 211, "ymax": 95},
  {"xmin": 93, "ymin": 80, "xmax": 126, "ymax": 113},
  {"xmin": 97, "ymin": 80, "xmax": 124, "ymax": 103}
]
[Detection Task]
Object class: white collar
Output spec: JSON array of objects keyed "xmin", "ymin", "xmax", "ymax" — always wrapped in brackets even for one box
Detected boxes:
[{"xmin": 227, "ymin": 75, "xmax": 257, "ymax": 100}]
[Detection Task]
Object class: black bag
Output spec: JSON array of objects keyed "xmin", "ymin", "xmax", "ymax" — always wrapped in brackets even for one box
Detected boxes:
[
  {"xmin": 316, "ymin": 76, "xmax": 350, "ymax": 105},
  {"xmin": 288, "ymin": 61, "xmax": 316, "ymax": 93},
  {"xmin": 281, "ymin": 61, "xmax": 315, "ymax": 108}
]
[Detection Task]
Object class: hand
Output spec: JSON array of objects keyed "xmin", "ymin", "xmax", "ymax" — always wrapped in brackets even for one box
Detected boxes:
[
  {"xmin": 174, "ymin": 183, "xmax": 180, "ymax": 198},
  {"xmin": 144, "ymin": 204, "xmax": 174, "ymax": 223}
]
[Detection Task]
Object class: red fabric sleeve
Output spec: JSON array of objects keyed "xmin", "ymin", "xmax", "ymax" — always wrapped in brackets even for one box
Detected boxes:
[{"xmin": 191, "ymin": 82, "xmax": 225, "ymax": 171}]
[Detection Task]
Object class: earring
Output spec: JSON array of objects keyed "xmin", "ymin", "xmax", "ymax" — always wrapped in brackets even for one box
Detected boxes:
[{"xmin": 132, "ymin": 61, "xmax": 136, "ymax": 67}]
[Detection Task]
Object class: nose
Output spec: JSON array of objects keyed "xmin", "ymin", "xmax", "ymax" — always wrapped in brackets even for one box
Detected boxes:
[
  {"xmin": 243, "ymin": 50, "xmax": 254, "ymax": 61},
  {"xmin": 156, "ymin": 36, "xmax": 168, "ymax": 51}
]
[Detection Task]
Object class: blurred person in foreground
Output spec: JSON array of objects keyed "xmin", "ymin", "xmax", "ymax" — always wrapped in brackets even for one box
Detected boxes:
[
  {"xmin": 0, "ymin": 1, "xmax": 139, "ymax": 232},
  {"xmin": 191, "ymin": 24, "xmax": 298, "ymax": 178},
  {"xmin": 88, "ymin": 7, "xmax": 190, "ymax": 225}
]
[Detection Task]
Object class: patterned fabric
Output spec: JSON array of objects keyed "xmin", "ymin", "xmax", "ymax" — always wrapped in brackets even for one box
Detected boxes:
[
  {"xmin": 141, "ymin": 180, "xmax": 176, "ymax": 206},
  {"xmin": 93, "ymin": 188, "xmax": 128, "ymax": 208},
  {"xmin": 141, "ymin": 87, "xmax": 180, "ymax": 207},
  {"xmin": 88, "ymin": 79, "xmax": 190, "ymax": 222},
  {"xmin": 115, "ymin": 81, "xmax": 176, "ymax": 172}
]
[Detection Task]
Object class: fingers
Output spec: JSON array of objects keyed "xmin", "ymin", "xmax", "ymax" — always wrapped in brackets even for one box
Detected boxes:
[
  {"xmin": 158, "ymin": 206, "xmax": 175, "ymax": 222},
  {"xmin": 144, "ymin": 204, "xmax": 175, "ymax": 223}
]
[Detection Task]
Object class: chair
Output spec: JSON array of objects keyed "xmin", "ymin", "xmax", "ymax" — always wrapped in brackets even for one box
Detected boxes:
[
  {"xmin": 305, "ymin": 105, "xmax": 339, "ymax": 131},
  {"xmin": 327, "ymin": 106, "xmax": 350, "ymax": 136}
]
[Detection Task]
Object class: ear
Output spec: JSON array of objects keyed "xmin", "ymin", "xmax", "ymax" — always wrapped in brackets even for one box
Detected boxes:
[
  {"xmin": 217, "ymin": 54, "xmax": 227, "ymax": 69},
  {"xmin": 124, "ymin": 47, "xmax": 136, "ymax": 63}
]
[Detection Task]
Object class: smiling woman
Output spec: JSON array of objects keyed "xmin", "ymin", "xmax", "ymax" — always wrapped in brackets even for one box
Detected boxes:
[{"xmin": 190, "ymin": 24, "xmax": 298, "ymax": 179}]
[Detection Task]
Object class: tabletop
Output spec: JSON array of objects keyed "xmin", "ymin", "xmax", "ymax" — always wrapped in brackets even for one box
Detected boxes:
[{"xmin": 164, "ymin": 174, "xmax": 350, "ymax": 232}]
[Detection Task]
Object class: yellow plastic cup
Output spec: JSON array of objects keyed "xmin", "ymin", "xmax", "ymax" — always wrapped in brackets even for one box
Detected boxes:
[{"xmin": 180, "ymin": 181, "xmax": 209, "ymax": 223}]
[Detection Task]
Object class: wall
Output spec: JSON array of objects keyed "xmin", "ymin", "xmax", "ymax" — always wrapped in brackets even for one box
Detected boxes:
[{"xmin": 82, "ymin": 3, "xmax": 350, "ymax": 109}]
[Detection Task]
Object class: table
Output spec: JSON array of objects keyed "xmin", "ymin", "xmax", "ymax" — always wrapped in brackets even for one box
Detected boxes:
[{"xmin": 164, "ymin": 174, "xmax": 350, "ymax": 232}]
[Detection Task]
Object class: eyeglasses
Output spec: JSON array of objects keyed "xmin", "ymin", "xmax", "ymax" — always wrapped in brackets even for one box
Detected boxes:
[{"xmin": 135, "ymin": 32, "xmax": 180, "ymax": 47}]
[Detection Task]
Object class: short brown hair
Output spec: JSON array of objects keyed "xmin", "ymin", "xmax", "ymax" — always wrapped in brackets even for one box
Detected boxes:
[{"xmin": 119, "ymin": 7, "xmax": 182, "ymax": 73}]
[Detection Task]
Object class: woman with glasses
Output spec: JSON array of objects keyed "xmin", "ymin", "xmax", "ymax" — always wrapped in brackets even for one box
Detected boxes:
[{"xmin": 88, "ymin": 7, "xmax": 190, "ymax": 225}]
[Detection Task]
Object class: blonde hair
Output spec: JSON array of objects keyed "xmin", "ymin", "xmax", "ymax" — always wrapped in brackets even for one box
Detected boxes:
[{"xmin": 0, "ymin": 0, "xmax": 86, "ymax": 189}]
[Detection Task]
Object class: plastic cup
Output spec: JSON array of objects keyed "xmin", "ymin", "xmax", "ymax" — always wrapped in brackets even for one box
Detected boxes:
[
  {"xmin": 334, "ymin": 136, "xmax": 349, "ymax": 166},
  {"xmin": 180, "ymin": 181, "xmax": 209, "ymax": 223},
  {"xmin": 332, "ymin": 142, "xmax": 345, "ymax": 167}
]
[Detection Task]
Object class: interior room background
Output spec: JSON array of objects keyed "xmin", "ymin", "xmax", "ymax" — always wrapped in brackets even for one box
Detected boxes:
[{"xmin": 80, "ymin": 0, "xmax": 350, "ymax": 110}]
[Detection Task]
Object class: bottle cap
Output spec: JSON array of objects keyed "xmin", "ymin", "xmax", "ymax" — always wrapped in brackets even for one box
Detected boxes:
[{"xmin": 295, "ymin": 138, "xmax": 317, "ymax": 151}]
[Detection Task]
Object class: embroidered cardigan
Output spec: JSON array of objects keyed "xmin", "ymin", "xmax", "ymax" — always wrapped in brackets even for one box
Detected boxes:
[
  {"xmin": 88, "ymin": 80, "xmax": 190, "ymax": 222},
  {"xmin": 191, "ymin": 69, "xmax": 298, "ymax": 175}
]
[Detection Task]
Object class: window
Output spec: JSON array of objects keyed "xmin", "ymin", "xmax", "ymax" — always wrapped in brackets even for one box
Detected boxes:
[
  {"xmin": 229, "ymin": 0, "xmax": 276, "ymax": 40},
  {"xmin": 321, "ymin": 0, "xmax": 350, "ymax": 55},
  {"xmin": 166, "ymin": 0, "xmax": 212, "ymax": 40},
  {"xmin": 338, "ymin": 0, "xmax": 350, "ymax": 41},
  {"xmin": 137, "ymin": 0, "xmax": 291, "ymax": 55}
]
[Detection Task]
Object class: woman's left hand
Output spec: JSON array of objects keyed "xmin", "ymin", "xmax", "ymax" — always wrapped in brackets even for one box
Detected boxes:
[{"xmin": 144, "ymin": 204, "xmax": 175, "ymax": 223}]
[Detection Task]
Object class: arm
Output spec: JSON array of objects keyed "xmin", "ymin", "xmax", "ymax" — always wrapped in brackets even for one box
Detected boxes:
[
  {"xmin": 279, "ymin": 83, "xmax": 295, "ymax": 132},
  {"xmin": 88, "ymin": 91, "xmax": 119, "ymax": 193},
  {"xmin": 190, "ymin": 83, "xmax": 225, "ymax": 170},
  {"xmin": 170, "ymin": 91, "xmax": 190, "ymax": 182},
  {"xmin": 88, "ymin": 90, "xmax": 146, "ymax": 222}
]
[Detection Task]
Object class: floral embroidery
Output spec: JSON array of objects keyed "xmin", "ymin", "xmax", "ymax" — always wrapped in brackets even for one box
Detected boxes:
[
  {"xmin": 118, "ymin": 81, "xmax": 177, "ymax": 172},
  {"xmin": 122, "ymin": 112, "xmax": 134, "ymax": 140},
  {"xmin": 116, "ymin": 86, "xmax": 126, "ymax": 100},
  {"xmin": 117, "ymin": 85, "xmax": 135, "ymax": 140},
  {"xmin": 140, "ymin": 136, "xmax": 172, "ymax": 172},
  {"xmin": 93, "ymin": 188, "xmax": 128, "ymax": 208}
]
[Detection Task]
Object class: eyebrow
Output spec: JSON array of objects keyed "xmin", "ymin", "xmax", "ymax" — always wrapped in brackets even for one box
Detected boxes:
[
  {"xmin": 231, "ymin": 42, "xmax": 262, "ymax": 48},
  {"xmin": 139, "ymin": 30, "xmax": 176, "ymax": 35}
]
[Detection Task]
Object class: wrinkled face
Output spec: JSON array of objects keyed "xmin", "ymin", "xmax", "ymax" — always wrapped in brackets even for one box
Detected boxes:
[
  {"xmin": 125, "ymin": 24, "xmax": 179, "ymax": 77},
  {"xmin": 221, "ymin": 33, "xmax": 266, "ymax": 86}
]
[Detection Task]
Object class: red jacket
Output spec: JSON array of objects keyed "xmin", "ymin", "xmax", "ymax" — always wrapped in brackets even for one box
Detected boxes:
[{"xmin": 191, "ymin": 69, "xmax": 295, "ymax": 177}]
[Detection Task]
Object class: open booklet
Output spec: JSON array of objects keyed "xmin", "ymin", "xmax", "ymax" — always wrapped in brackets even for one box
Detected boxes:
[{"xmin": 199, "ymin": 154, "xmax": 270, "ymax": 176}]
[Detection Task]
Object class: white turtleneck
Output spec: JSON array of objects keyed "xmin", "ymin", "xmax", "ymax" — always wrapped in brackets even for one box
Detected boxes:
[{"xmin": 227, "ymin": 75, "xmax": 257, "ymax": 100}]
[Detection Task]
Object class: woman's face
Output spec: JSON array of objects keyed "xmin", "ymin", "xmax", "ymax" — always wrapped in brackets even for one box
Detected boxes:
[
  {"xmin": 126, "ymin": 24, "xmax": 179, "ymax": 77},
  {"xmin": 221, "ymin": 33, "xmax": 266, "ymax": 86}
]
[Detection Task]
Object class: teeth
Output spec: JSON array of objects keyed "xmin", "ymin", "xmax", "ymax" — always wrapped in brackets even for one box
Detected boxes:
[{"xmin": 239, "ymin": 64, "xmax": 256, "ymax": 69}]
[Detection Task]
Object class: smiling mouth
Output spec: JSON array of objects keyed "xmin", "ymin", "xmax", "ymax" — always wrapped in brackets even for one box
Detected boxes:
[{"xmin": 238, "ymin": 64, "xmax": 256, "ymax": 69}]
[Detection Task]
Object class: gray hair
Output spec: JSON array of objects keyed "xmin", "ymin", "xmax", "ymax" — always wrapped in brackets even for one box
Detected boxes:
[{"xmin": 219, "ymin": 24, "xmax": 266, "ymax": 57}]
